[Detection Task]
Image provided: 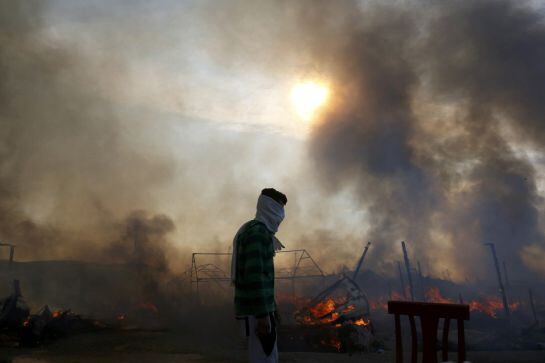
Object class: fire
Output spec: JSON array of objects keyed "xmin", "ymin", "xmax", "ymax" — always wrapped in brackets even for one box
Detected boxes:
[
  {"xmin": 469, "ymin": 297, "xmax": 520, "ymax": 318},
  {"xmin": 301, "ymin": 296, "xmax": 372, "ymax": 329},
  {"xmin": 297, "ymin": 294, "xmax": 373, "ymax": 353},
  {"xmin": 425, "ymin": 287, "xmax": 454, "ymax": 304},
  {"xmin": 52, "ymin": 310, "xmax": 62, "ymax": 318},
  {"xmin": 308, "ymin": 297, "xmax": 338, "ymax": 324},
  {"xmin": 304, "ymin": 297, "xmax": 357, "ymax": 325},
  {"xmin": 324, "ymin": 312, "xmax": 339, "ymax": 323},
  {"xmin": 424, "ymin": 287, "xmax": 521, "ymax": 319},
  {"xmin": 353, "ymin": 318, "xmax": 370, "ymax": 326}
]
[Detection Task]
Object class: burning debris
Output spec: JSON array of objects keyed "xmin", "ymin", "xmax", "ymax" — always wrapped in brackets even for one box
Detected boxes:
[
  {"xmin": 425, "ymin": 286, "xmax": 521, "ymax": 319},
  {"xmin": 20, "ymin": 306, "xmax": 104, "ymax": 347},
  {"xmin": 295, "ymin": 293, "xmax": 374, "ymax": 353},
  {"xmin": 0, "ymin": 280, "xmax": 105, "ymax": 348},
  {"xmin": 290, "ymin": 243, "xmax": 380, "ymax": 353},
  {"xmin": 468, "ymin": 297, "xmax": 520, "ymax": 319},
  {"xmin": 296, "ymin": 276, "xmax": 370, "ymax": 327}
]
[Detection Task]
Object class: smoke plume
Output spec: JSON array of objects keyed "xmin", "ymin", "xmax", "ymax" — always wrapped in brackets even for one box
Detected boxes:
[
  {"xmin": 0, "ymin": 1, "xmax": 178, "ymax": 265},
  {"xmin": 199, "ymin": 0, "xmax": 545, "ymax": 281},
  {"xmin": 304, "ymin": 0, "xmax": 545, "ymax": 281},
  {"xmin": 1, "ymin": 0, "xmax": 545, "ymax": 286}
]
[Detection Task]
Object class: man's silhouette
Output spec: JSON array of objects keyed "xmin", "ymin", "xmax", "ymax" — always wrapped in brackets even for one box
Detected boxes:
[{"xmin": 231, "ymin": 188, "xmax": 287, "ymax": 363}]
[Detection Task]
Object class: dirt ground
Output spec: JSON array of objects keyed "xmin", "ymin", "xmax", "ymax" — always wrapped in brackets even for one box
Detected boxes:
[{"xmin": 1, "ymin": 329, "xmax": 544, "ymax": 363}]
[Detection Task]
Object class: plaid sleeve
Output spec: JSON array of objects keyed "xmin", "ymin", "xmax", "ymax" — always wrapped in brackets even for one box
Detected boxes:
[{"xmin": 234, "ymin": 222, "xmax": 275, "ymax": 316}]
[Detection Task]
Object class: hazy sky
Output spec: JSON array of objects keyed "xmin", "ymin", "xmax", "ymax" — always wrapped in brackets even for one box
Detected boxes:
[
  {"xmin": 6, "ymin": 0, "xmax": 368, "ymax": 273},
  {"xmin": 2, "ymin": 0, "xmax": 545, "ymax": 283}
]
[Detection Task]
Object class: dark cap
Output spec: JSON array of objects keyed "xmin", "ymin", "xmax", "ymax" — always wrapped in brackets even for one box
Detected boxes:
[{"xmin": 261, "ymin": 188, "xmax": 287, "ymax": 206}]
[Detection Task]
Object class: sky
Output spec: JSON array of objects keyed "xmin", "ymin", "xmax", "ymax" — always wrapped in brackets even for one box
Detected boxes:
[
  {"xmin": 1, "ymin": 0, "xmax": 545, "ymax": 284},
  {"xmin": 2, "ymin": 0, "xmax": 368, "ymax": 273}
]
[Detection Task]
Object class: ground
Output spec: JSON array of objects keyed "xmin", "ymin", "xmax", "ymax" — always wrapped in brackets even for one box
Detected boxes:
[{"xmin": 1, "ymin": 329, "xmax": 544, "ymax": 363}]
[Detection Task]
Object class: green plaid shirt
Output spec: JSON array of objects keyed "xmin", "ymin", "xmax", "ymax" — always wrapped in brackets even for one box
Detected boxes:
[{"xmin": 234, "ymin": 220, "xmax": 276, "ymax": 316}]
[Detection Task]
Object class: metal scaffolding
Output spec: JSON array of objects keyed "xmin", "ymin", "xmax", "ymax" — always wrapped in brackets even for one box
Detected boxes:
[{"xmin": 190, "ymin": 249, "xmax": 325, "ymax": 297}]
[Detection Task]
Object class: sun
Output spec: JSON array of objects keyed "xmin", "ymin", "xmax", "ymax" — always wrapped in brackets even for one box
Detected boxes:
[{"xmin": 290, "ymin": 81, "xmax": 329, "ymax": 122}]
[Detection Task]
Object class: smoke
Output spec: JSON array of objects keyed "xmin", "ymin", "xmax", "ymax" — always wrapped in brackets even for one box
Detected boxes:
[
  {"xmin": 1, "ymin": 0, "xmax": 545, "ymax": 287},
  {"xmin": 302, "ymin": 0, "xmax": 545, "ymax": 281},
  {"xmin": 0, "ymin": 1, "xmax": 179, "ymax": 265},
  {"xmin": 0, "ymin": 0, "xmax": 323, "ymax": 276},
  {"xmin": 197, "ymin": 0, "xmax": 545, "ymax": 281},
  {"xmin": 108, "ymin": 211, "xmax": 175, "ymax": 271}
]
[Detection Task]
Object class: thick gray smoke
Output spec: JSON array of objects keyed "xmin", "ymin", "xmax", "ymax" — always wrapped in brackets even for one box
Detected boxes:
[
  {"xmin": 0, "ymin": 0, "xmax": 314, "ymax": 277},
  {"xmin": 304, "ymin": 0, "xmax": 545, "ymax": 281},
  {"xmin": 0, "ymin": 1, "xmax": 179, "ymax": 265},
  {"xmin": 200, "ymin": 0, "xmax": 545, "ymax": 281},
  {"xmin": 1, "ymin": 0, "xmax": 545, "ymax": 286}
]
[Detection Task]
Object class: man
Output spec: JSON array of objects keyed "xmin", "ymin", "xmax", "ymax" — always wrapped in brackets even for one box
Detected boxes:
[{"xmin": 231, "ymin": 188, "xmax": 287, "ymax": 363}]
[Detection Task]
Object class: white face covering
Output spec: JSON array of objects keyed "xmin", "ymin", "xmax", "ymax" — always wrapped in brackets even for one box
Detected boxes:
[
  {"xmin": 255, "ymin": 194, "xmax": 285, "ymax": 234},
  {"xmin": 231, "ymin": 194, "xmax": 286, "ymax": 285}
]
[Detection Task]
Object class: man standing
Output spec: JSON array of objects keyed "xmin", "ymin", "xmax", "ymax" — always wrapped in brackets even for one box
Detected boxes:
[{"xmin": 231, "ymin": 188, "xmax": 287, "ymax": 363}]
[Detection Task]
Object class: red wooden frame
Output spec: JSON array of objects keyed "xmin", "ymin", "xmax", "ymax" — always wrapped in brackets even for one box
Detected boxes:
[{"xmin": 388, "ymin": 301, "xmax": 470, "ymax": 363}]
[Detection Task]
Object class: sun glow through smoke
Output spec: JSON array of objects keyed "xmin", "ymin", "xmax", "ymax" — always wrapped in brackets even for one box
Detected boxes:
[{"xmin": 290, "ymin": 81, "xmax": 329, "ymax": 122}]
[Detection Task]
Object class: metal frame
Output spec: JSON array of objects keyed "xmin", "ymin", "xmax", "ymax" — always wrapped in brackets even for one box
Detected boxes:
[{"xmin": 190, "ymin": 249, "xmax": 325, "ymax": 297}]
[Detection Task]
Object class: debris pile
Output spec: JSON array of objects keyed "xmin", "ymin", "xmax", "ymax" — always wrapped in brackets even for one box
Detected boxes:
[
  {"xmin": 0, "ymin": 280, "xmax": 104, "ymax": 347},
  {"xmin": 289, "ymin": 244, "xmax": 381, "ymax": 353}
]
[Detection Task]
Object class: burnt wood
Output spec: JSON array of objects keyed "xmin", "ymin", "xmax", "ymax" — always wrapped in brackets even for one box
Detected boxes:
[
  {"xmin": 395, "ymin": 313, "xmax": 402, "ymax": 363},
  {"xmin": 409, "ymin": 314, "xmax": 418, "ymax": 363},
  {"xmin": 388, "ymin": 301, "xmax": 470, "ymax": 363},
  {"xmin": 442, "ymin": 318, "xmax": 450, "ymax": 361},
  {"xmin": 457, "ymin": 318, "xmax": 466, "ymax": 363}
]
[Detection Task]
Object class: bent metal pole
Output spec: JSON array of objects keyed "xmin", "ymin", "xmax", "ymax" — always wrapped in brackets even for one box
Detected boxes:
[
  {"xmin": 401, "ymin": 241, "xmax": 415, "ymax": 301},
  {"xmin": 353, "ymin": 241, "xmax": 371, "ymax": 280},
  {"xmin": 397, "ymin": 261, "xmax": 407, "ymax": 300},
  {"xmin": 484, "ymin": 243, "xmax": 510, "ymax": 320}
]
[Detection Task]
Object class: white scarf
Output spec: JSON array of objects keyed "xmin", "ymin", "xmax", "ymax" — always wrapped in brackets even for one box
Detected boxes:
[
  {"xmin": 230, "ymin": 195, "xmax": 285, "ymax": 284},
  {"xmin": 255, "ymin": 194, "xmax": 285, "ymax": 234}
]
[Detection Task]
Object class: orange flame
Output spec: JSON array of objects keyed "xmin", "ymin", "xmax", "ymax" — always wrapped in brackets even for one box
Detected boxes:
[
  {"xmin": 308, "ymin": 297, "xmax": 339, "ymax": 324},
  {"xmin": 310, "ymin": 298, "xmax": 336, "ymax": 317},
  {"xmin": 341, "ymin": 304, "xmax": 356, "ymax": 314},
  {"xmin": 302, "ymin": 296, "xmax": 372, "ymax": 328},
  {"xmin": 468, "ymin": 296, "xmax": 520, "ymax": 318},
  {"xmin": 354, "ymin": 318, "xmax": 370, "ymax": 326},
  {"xmin": 425, "ymin": 287, "xmax": 521, "ymax": 319},
  {"xmin": 425, "ymin": 287, "xmax": 454, "ymax": 304}
]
